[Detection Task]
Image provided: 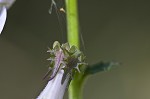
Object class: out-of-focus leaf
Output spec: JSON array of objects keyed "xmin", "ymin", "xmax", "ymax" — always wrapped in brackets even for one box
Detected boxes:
[{"xmin": 85, "ymin": 61, "xmax": 120, "ymax": 76}]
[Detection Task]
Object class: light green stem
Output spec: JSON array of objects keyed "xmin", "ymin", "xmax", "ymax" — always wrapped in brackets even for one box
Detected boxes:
[
  {"xmin": 65, "ymin": 0, "xmax": 83, "ymax": 99},
  {"xmin": 66, "ymin": 0, "xmax": 79, "ymax": 47},
  {"xmin": 68, "ymin": 73, "xmax": 84, "ymax": 99}
]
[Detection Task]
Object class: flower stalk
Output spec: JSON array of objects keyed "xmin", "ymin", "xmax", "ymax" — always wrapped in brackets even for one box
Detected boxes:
[{"xmin": 65, "ymin": 0, "xmax": 84, "ymax": 99}]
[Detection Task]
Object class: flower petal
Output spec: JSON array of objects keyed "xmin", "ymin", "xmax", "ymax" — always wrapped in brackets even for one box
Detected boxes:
[{"xmin": 0, "ymin": 6, "xmax": 6, "ymax": 34}]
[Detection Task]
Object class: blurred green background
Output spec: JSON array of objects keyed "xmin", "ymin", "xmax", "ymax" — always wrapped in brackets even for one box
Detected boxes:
[{"xmin": 0, "ymin": 0, "xmax": 150, "ymax": 99}]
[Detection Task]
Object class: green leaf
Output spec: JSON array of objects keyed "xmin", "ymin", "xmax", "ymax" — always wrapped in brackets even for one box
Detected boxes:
[{"xmin": 85, "ymin": 61, "xmax": 119, "ymax": 75}]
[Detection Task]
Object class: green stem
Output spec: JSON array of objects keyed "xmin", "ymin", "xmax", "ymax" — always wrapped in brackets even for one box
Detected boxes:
[
  {"xmin": 66, "ymin": 0, "xmax": 79, "ymax": 47},
  {"xmin": 68, "ymin": 73, "xmax": 84, "ymax": 99},
  {"xmin": 65, "ymin": 0, "xmax": 83, "ymax": 99}
]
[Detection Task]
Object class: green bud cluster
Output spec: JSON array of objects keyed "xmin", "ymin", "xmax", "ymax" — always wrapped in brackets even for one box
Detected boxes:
[{"xmin": 46, "ymin": 41, "xmax": 87, "ymax": 84}]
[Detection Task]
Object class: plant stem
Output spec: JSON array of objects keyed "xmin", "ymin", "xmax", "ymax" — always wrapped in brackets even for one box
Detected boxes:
[
  {"xmin": 68, "ymin": 72, "xmax": 85, "ymax": 99},
  {"xmin": 66, "ymin": 0, "xmax": 79, "ymax": 47},
  {"xmin": 65, "ymin": 0, "xmax": 83, "ymax": 99}
]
